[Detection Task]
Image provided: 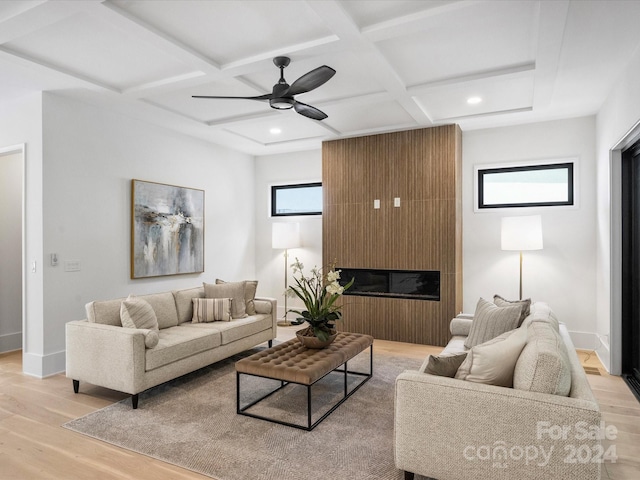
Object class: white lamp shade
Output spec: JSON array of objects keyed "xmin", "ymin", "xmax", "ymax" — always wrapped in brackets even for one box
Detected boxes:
[
  {"xmin": 272, "ymin": 223, "xmax": 301, "ymax": 250},
  {"xmin": 501, "ymin": 215, "xmax": 543, "ymax": 251}
]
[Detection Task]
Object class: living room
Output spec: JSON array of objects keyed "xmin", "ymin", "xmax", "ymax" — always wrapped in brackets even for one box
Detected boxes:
[{"xmin": 0, "ymin": 1, "xmax": 639, "ymax": 479}]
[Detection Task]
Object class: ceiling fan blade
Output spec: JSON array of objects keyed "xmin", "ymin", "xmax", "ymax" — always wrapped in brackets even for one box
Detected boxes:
[
  {"xmin": 192, "ymin": 94, "xmax": 272, "ymax": 101},
  {"xmin": 285, "ymin": 66, "xmax": 336, "ymax": 96},
  {"xmin": 294, "ymin": 101, "xmax": 328, "ymax": 120}
]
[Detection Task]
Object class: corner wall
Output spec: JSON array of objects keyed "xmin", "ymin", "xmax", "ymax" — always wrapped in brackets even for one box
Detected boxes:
[
  {"xmin": 254, "ymin": 150, "xmax": 322, "ymax": 319},
  {"xmin": 39, "ymin": 93, "xmax": 256, "ymax": 376},
  {"xmin": 463, "ymin": 116, "xmax": 598, "ymax": 348},
  {"xmin": 595, "ymin": 43, "xmax": 640, "ymax": 373}
]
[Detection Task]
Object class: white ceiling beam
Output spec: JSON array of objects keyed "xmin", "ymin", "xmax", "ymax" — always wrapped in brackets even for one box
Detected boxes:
[
  {"xmin": 0, "ymin": 46, "xmax": 119, "ymax": 93},
  {"xmin": 531, "ymin": 0, "xmax": 570, "ymax": 109},
  {"xmin": 0, "ymin": 0, "xmax": 96, "ymax": 44},
  {"xmin": 361, "ymin": 0, "xmax": 484, "ymax": 42},
  {"xmin": 305, "ymin": 0, "xmax": 432, "ymax": 126},
  {"xmin": 407, "ymin": 62, "xmax": 536, "ymax": 93}
]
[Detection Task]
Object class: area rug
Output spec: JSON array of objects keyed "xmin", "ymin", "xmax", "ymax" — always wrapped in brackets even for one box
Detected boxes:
[{"xmin": 63, "ymin": 347, "xmax": 432, "ymax": 480}]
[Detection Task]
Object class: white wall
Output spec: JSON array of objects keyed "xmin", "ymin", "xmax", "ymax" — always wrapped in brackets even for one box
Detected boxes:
[
  {"xmin": 0, "ymin": 151, "xmax": 23, "ymax": 352},
  {"xmin": 39, "ymin": 93, "xmax": 256, "ymax": 375},
  {"xmin": 254, "ymin": 150, "xmax": 322, "ymax": 320},
  {"xmin": 595, "ymin": 43, "xmax": 640, "ymax": 373},
  {"xmin": 463, "ymin": 116, "xmax": 598, "ymax": 348}
]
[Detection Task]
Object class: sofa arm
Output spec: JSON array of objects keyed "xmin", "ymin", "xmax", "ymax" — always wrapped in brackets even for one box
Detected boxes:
[
  {"xmin": 66, "ymin": 320, "xmax": 146, "ymax": 395},
  {"xmin": 395, "ymin": 371, "xmax": 601, "ymax": 480},
  {"xmin": 255, "ymin": 297, "xmax": 277, "ymax": 331},
  {"xmin": 450, "ymin": 316, "xmax": 473, "ymax": 336}
]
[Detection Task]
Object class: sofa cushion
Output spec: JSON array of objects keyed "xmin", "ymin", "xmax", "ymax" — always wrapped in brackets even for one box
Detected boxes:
[
  {"xmin": 455, "ymin": 327, "xmax": 527, "ymax": 387},
  {"xmin": 138, "ymin": 292, "xmax": 179, "ymax": 329},
  {"xmin": 204, "ymin": 281, "xmax": 247, "ymax": 319},
  {"xmin": 181, "ymin": 314, "xmax": 272, "ymax": 345},
  {"xmin": 513, "ymin": 321, "xmax": 571, "ymax": 396},
  {"xmin": 86, "ymin": 291, "xmax": 179, "ymax": 329},
  {"xmin": 192, "ymin": 297, "xmax": 232, "ymax": 322},
  {"xmin": 145, "ymin": 325, "xmax": 221, "ymax": 371},
  {"xmin": 173, "ymin": 286, "xmax": 205, "ymax": 324},
  {"xmin": 521, "ymin": 301, "xmax": 560, "ymax": 332},
  {"xmin": 464, "ymin": 298, "xmax": 522, "ymax": 349},
  {"xmin": 424, "ymin": 353, "xmax": 468, "ymax": 377},
  {"xmin": 216, "ymin": 279, "xmax": 258, "ymax": 316},
  {"xmin": 493, "ymin": 294, "xmax": 531, "ymax": 327}
]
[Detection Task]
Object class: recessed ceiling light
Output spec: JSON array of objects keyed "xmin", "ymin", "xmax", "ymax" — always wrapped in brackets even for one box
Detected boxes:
[
  {"xmin": 467, "ymin": 96, "xmax": 482, "ymax": 105},
  {"xmin": 270, "ymin": 127, "xmax": 282, "ymax": 135}
]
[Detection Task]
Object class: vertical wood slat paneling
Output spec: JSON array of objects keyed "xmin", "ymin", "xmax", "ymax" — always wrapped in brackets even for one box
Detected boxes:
[{"xmin": 323, "ymin": 125, "xmax": 462, "ymax": 346}]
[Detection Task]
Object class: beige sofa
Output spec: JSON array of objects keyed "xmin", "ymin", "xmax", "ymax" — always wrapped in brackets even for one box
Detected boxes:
[
  {"xmin": 395, "ymin": 302, "xmax": 602, "ymax": 480},
  {"xmin": 66, "ymin": 285, "xmax": 276, "ymax": 408}
]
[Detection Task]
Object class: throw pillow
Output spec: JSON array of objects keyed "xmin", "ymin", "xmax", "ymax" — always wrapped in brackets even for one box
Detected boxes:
[
  {"xmin": 424, "ymin": 353, "xmax": 468, "ymax": 377},
  {"xmin": 216, "ymin": 278, "xmax": 258, "ymax": 316},
  {"xmin": 142, "ymin": 329, "xmax": 159, "ymax": 348},
  {"xmin": 464, "ymin": 297, "xmax": 522, "ymax": 349},
  {"xmin": 455, "ymin": 326, "xmax": 528, "ymax": 387},
  {"xmin": 494, "ymin": 294, "xmax": 531, "ymax": 327},
  {"xmin": 203, "ymin": 281, "xmax": 247, "ymax": 318},
  {"xmin": 120, "ymin": 295, "xmax": 159, "ymax": 332},
  {"xmin": 513, "ymin": 321, "xmax": 571, "ymax": 396},
  {"xmin": 192, "ymin": 297, "xmax": 232, "ymax": 322}
]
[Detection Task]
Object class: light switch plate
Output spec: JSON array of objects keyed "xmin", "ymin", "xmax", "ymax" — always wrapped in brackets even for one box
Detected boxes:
[
  {"xmin": 374, "ymin": 199, "xmax": 380, "ymax": 209},
  {"xmin": 394, "ymin": 197, "xmax": 401, "ymax": 207}
]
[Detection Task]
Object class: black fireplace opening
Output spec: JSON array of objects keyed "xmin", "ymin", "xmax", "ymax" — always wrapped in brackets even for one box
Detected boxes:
[{"xmin": 337, "ymin": 268, "xmax": 440, "ymax": 301}]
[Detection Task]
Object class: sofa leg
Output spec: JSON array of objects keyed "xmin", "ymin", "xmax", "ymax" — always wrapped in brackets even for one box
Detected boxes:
[
  {"xmin": 73, "ymin": 379, "xmax": 79, "ymax": 394},
  {"xmin": 268, "ymin": 340, "xmax": 273, "ymax": 348},
  {"xmin": 404, "ymin": 471, "xmax": 414, "ymax": 480},
  {"xmin": 132, "ymin": 394, "xmax": 139, "ymax": 409}
]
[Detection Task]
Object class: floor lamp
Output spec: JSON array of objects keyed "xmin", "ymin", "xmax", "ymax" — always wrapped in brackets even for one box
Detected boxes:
[
  {"xmin": 272, "ymin": 222, "xmax": 301, "ymax": 326},
  {"xmin": 501, "ymin": 215, "xmax": 543, "ymax": 300}
]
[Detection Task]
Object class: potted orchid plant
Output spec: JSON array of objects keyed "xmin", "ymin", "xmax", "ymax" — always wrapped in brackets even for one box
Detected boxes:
[{"xmin": 287, "ymin": 258, "xmax": 354, "ymax": 347}]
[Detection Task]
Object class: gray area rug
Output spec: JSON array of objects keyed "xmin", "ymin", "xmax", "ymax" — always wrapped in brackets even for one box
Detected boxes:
[{"xmin": 63, "ymin": 346, "xmax": 433, "ymax": 480}]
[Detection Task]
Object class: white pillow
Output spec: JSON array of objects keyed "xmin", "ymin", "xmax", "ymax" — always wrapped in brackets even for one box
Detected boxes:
[
  {"xmin": 192, "ymin": 297, "xmax": 232, "ymax": 322},
  {"xmin": 455, "ymin": 326, "xmax": 528, "ymax": 387}
]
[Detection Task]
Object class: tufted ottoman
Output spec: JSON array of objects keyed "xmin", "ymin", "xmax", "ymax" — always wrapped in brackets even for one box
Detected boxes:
[{"xmin": 236, "ymin": 332, "xmax": 373, "ymax": 430}]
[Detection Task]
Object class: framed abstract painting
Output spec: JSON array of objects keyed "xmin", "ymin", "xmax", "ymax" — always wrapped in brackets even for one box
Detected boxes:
[{"xmin": 131, "ymin": 179, "xmax": 204, "ymax": 279}]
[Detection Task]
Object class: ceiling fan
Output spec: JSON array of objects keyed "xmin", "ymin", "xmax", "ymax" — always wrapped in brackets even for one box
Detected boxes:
[{"xmin": 193, "ymin": 56, "xmax": 335, "ymax": 120}]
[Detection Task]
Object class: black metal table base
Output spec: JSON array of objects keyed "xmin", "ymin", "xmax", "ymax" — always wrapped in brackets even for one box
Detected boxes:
[{"xmin": 236, "ymin": 344, "xmax": 373, "ymax": 431}]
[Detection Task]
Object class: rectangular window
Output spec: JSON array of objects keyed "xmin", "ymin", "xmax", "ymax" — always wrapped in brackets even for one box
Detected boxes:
[
  {"xmin": 477, "ymin": 162, "xmax": 574, "ymax": 209},
  {"xmin": 271, "ymin": 182, "xmax": 322, "ymax": 216}
]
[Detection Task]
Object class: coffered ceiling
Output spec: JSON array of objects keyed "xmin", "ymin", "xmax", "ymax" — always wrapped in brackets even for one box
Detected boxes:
[{"xmin": 2, "ymin": 0, "xmax": 640, "ymax": 156}]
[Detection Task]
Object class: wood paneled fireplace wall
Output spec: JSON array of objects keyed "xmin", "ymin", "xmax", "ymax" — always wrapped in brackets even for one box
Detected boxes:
[{"xmin": 322, "ymin": 125, "xmax": 462, "ymax": 346}]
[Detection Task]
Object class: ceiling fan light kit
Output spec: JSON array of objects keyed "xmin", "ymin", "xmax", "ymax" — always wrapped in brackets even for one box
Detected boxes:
[{"xmin": 193, "ymin": 56, "xmax": 335, "ymax": 120}]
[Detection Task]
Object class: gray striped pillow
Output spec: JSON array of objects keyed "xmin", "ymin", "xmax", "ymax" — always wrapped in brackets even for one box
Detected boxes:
[
  {"xmin": 120, "ymin": 295, "xmax": 159, "ymax": 332},
  {"xmin": 192, "ymin": 297, "xmax": 232, "ymax": 323},
  {"xmin": 464, "ymin": 297, "xmax": 523, "ymax": 349}
]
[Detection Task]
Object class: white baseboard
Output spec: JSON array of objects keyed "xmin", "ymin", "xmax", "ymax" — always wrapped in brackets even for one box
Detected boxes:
[
  {"xmin": 595, "ymin": 335, "xmax": 612, "ymax": 374},
  {"xmin": 0, "ymin": 331, "xmax": 22, "ymax": 353},
  {"xmin": 567, "ymin": 330, "xmax": 600, "ymax": 351},
  {"xmin": 22, "ymin": 350, "xmax": 66, "ymax": 378}
]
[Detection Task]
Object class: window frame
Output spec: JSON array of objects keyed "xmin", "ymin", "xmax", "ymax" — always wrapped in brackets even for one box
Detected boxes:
[
  {"xmin": 270, "ymin": 181, "xmax": 322, "ymax": 217},
  {"xmin": 475, "ymin": 160, "xmax": 576, "ymax": 211}
]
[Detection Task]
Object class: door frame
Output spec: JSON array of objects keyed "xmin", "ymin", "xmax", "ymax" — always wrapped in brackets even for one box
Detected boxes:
[{"xmin": 0, "ymin": 144, "xmax": 26, "ymax": 355}]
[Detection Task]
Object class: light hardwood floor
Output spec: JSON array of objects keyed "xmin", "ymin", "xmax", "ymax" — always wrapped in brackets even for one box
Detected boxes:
[{"xmin": 0, "ymin": 328, "xmax": 638, "ymax": 480}]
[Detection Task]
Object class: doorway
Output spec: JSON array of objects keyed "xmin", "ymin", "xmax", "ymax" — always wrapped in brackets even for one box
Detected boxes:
[
  {"xmin": 0, "ymin": 145, "xmax": 24, "ymax": 354},
  {"xmin": 621, "ymin": 138, "xmax": 640, "ymax": 401}
]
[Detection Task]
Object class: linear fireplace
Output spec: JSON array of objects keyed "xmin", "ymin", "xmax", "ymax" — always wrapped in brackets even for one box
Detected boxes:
[{"xmin": 337, "ymin": 268, "xmax": 440, "ymax": 301}]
